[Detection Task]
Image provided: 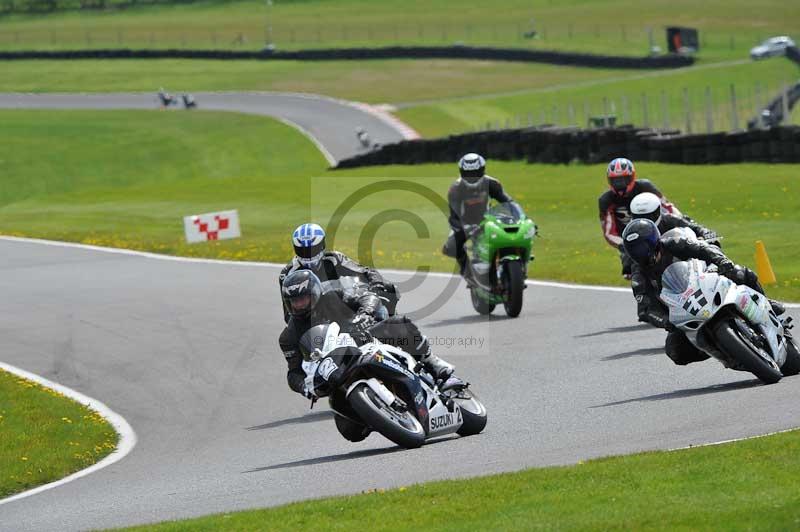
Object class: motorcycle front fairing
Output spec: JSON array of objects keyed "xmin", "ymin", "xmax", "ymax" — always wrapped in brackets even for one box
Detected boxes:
[{"xmin": 660, "ymin": 260, "xmax": 786, "ymax": 366}]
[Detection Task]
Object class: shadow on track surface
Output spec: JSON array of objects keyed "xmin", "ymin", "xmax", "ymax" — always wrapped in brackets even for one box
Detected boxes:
[
  {"xmin": 246, "ymin": 411, "xmax": 334, "ymax": 431},
  {"xmin": 593, "ymin": 378, "xmax": 762, "ymax": 408},
  {"xmin": 245, "ymin": 435, "xmax": 460, "ymax": 473},
  {"xmin": 576, "ymin": 323, "xmax": 653, "ymax": 338},
  {"xmin": 602, "ymin": 346, "xmax": 664, "ymax": 361},
  {"xmin": 423, "ymin": 314, "xmax": 505, "ymax": 329}
]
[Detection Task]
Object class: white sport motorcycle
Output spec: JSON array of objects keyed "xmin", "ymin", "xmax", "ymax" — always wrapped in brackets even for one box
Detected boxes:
[
  {"xmin": 660, "ymin": 259, "xmax": 799, "ymax": 384},
  {"xmin": 300, "ymin": 322, "xmax": 487, "ymax": 448}
]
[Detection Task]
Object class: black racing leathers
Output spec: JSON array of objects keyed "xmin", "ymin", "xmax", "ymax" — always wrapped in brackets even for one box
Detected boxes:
[
  {"xmin": 279, "ymin": 251, "xmax": 391, "ymax": 323},
  {"xmin": 631, "ymin": 235, "xmax": 764, "ymax": 366},
  {"xmin": 279, "ymin": 290, "xmax": 430, "ymax": 395},
  {"xmin": 444, "ymin": 176, "xmax": 513, "ymax": 273},
  {"xmin": 658, "ymin": 212, "xmax": 719, "ymax": 244}
]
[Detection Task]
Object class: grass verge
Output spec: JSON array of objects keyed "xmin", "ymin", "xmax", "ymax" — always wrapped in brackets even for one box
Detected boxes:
[
  {"xmin": 1, "ymin": 109, "xmax": 798, "ymax": 300},
  {"xmin": 0, "ymin": 368, "xmax": 118, "ymax": 499},
  {"xmin": 120, "ymin": 429, "xmax": 800, "ymax": 531}
]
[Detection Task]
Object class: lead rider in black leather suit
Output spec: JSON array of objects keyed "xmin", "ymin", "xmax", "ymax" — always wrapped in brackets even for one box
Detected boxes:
[{"xmin": 278, "ymin": 271, "xmax": 454, "ymax": 440}]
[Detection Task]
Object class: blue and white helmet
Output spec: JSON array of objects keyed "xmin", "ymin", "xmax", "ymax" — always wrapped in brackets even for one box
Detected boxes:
[{"xmin": 292, "ymin": 223, "xmax": 326, "ymax": 269}]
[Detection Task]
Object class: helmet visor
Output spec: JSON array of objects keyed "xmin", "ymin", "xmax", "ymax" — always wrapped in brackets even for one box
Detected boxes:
[
  {"xmin": 609, "ymin": 176, "xmax": 631, "ymax": 194},
  {"xmin": 633, "ymin": 210, "xmax": 661, "ymax": 224},
  {"xmin": 289, "ymin": 294, "xmax": 314, "ymax": 315}
]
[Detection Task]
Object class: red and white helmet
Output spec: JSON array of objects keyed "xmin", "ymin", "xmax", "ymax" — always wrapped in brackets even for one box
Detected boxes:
[{"xmin": 606, "ymin": 157, "xmax": 636, "ymax": 196}]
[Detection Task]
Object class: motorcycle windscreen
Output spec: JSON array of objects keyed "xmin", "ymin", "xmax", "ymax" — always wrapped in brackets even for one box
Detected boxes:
[
  {"xmin": 661, "ymin": 261, "xmax": 692, "ymax": 295},
  {"xmin": 487, "ymin": 202, "xmax": 524, "ymax": 223}
]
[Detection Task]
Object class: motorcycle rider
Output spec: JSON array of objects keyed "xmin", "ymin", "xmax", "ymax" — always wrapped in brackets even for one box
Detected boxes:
[
  {"xmin": 622, "ymin": 218, "xmax": 787, "ymax": 365},
  {"xmin": 279, "ymin": 223, "xmax": 396, "ymax": 323},
  {"xmin": 279, "ymin": 270, "xmax": 454, "ymax": 441},
  {"xmin": 598, "ymin": 158, "xmax": 680, "ymax": 278},
  {"xmin": 629, "ymin": 192, "xmax": 721, "ymax": 247},
  {"xmin": 443, "ymin": 153, "xmax": 521, "ymax": 276}
]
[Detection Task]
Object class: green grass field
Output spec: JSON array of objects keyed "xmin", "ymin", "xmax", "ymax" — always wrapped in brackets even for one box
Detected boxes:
[
  {"xmin": 1, "ymin": 109, "xmax": 798, "ymax": 300},
  {"xmin": 396, "ymin": 57, "xmax": 800, "ymax": 136},
  {"xmin": 0, "ymin": 0, "xmax": 797, "ymax": 63},
  {"xmin": 120, "ymin": 429, "xmax": 800, "ymax": 531},
  {"xmin": 0, "ymin": 369, "xmax": 118, "ymax": 498}
]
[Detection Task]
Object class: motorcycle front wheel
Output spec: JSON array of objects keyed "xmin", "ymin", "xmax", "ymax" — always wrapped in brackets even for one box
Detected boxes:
[
  {"xmin": 349, "ymin": 383, "xmax": 425, "ymax": 449},
  {"xmin": 780, "ymin": 337, "xmax": 800, "ymax": 376},
  {"xmin": 470, "ymin": 288, "xmax": 495, "ymax": 315},
  {"xmin": 503, "ymin": 261, "xmax": 525, "ymax": 318},
  {"xmin": 453, "ymin": 389, "xmax": 488, "ymax": 436},
  {"xmin": 713, "ymin": 317, "xmax": 782, "ymax": 384}
]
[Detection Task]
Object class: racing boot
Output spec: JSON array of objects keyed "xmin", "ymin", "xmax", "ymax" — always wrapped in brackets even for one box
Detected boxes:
[{"xmin": 422, "ymin": 351, "xmax": 455, "ymax": 380}]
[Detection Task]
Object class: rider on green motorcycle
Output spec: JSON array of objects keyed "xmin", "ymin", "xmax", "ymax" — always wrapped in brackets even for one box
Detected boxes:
[{"xmin": 442, "ymin": 153, "xmax": 522, "ymax": 276}]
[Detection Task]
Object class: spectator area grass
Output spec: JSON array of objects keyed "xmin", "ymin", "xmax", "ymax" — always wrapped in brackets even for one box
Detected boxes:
[
  {"xmin": 0, "ymin": 368, "xmax": 118, "ymax": 499},
  {"xmin": 0, "ymin": 0, "xmax": 797, "ymax": 63},
  {"xmin": 119, "ymin": 429, "xmax": 800, "ymax": 531},
  {"xmin": 1, "ymin": 109, "xmax": 798, "ymax": 301}
]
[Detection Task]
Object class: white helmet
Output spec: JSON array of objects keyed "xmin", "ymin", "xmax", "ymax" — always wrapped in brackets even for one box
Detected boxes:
[
  {"xmin": 458, "ymin": 153, "xmax": 486, "ymax": 188},
  {"xmin": 630, "ymin": 192, "xmax": 663, "ymax": 226}
]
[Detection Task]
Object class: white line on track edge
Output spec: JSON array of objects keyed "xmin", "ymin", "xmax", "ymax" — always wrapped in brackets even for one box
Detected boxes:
[
  {"xmin": 275, "ymin": 117, "xmax": 338, "ymax": 167},
  {"xmin": 0, "ymin": 362, "xmax": 137, "ymax": 507},
  {"xmin": 0, "ymin": 235, "xmax": 797, "ymax": 307}
]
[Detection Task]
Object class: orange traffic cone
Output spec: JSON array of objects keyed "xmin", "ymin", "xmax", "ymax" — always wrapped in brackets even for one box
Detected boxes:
[{"xmin": 754, "ymin": 240, "xmax": 777, "ymax": 285}]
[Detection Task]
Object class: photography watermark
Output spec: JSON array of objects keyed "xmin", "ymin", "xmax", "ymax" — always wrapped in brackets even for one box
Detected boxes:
[{"xmin": 313, "ymin": 176, "xmax": 462, "ymax": 321}]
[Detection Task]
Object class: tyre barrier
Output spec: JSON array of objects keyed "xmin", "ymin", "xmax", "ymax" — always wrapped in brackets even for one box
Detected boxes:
[
  {"xmin": 334, "ymin": 125, "xmax": 800, "ymax": 168},
  {"xmin": 0, "ymin": 45, "xmax": 694, "ymax": 69},
  {"xmin": 747, "ymin": 81, "xmax": 800, "ymax": 130}
]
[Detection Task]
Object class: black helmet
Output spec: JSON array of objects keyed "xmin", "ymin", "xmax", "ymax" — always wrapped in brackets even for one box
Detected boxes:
[
  {"xmin": 458, "ymin": 153, "xmax": 486, "ymax": 187},
  {"xmin": 281, "ymin": 270, "xmax": 323, "ymax": 317},
  {"xmin": 622, "ymin": 218, "xmax": 661, "ymax": 266}
]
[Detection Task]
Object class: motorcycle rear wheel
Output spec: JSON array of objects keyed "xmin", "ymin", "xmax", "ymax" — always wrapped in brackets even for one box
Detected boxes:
[
  {"xmin": 349, "ymin": 383, "xmax": 425, "ymax": 449},
  {"xmin": 713, "ymin": 318, "xmax": 782, "ymax": 384},
  {"xmin": 470, "ymin": 288, "xmax": 495, "ymax": 315},
  {"xmin": 503, "ymin": 261, "xmax": 525, "ymax": 318}
]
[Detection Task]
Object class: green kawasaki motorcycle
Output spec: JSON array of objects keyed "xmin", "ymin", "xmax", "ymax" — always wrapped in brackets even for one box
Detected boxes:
[{"xmin": 464, "ymin": 202, "xmax": 536, "ymax": 317}]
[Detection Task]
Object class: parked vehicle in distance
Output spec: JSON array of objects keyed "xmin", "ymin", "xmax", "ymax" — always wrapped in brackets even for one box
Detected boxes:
[{"xmin": 750, "ymin": 36, "xmax": 796, "ymax": 60}]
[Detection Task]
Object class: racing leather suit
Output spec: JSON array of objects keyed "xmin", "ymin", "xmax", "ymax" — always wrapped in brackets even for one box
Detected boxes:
[
  {"xmin": 279, "ymin": 290, "xmax": 437, "ymax": 396},
  {"xmin": 279, "ymin": 250, "xmax": 394, "ymax": 323},
  {"xmin": 444, "ymin": 175, "xmax": 514, "ymax": 274},
  {"xmin": 657, "ymin": 212, "xmax": 720, "ymax": 246},
  {"xmin": 598, "ymin": 179, "xmax": 678, "ymax": 276},
  {"xmin": 630, "ymin": 234, "xmax": 765, "ymax": 365}
]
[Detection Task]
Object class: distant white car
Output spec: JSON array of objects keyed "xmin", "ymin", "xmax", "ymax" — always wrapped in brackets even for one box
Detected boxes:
[{"xmin": 750, "ymin": 36, "xmax": 796, "ymax": 60}]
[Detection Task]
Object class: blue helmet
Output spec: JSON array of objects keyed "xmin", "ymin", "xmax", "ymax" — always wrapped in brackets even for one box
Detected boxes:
[
  {"xmin": 622, "ymin": 218, "xmax": 661, "ymax": 265},
  {"xmin": 292, "ymin": 223, "xmax": 326, "ymax": 269}
]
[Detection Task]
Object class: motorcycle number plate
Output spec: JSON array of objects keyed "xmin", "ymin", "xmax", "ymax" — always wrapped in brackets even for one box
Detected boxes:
[{"xmin": 318, "ymin": 358, "xmax": 339, "ymax": 381}]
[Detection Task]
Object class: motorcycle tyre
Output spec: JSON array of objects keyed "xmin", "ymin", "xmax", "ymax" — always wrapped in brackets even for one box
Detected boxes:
[
  {"xmin": 456, "ymin": 390, "xmax": 487, "ymax": 436},
  {"xmin": 503, "ymin": 261, "xmax": 525, "ymax": 318},
  {"xmin": 349, "ymin": 383, "xmax": 425, "ymax": 449},
  {"xmin": 470, "ymin": 288, "xmax": 495, "ymax": 315},
  {"xmin": 780, "ymin": 338, "xmax": 800, "ymax": 376},
  {"xmin": 713, "ymin": 319, "xmax": 782, "ymax": 384}
]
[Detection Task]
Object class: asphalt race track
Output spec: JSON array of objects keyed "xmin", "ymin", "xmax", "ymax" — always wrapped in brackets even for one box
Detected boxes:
[
  {"xmin": 1, "ymin": 238, "xmax": 798, "ymax": 531},
  {"xmin": 0, "ymin": 92, "xmax": 411, "ymax": 164}
]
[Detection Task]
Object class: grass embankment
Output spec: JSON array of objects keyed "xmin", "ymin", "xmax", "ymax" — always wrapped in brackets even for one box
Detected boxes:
[
  {"xmin": 0, "ymin": 368, "xmax": 118, "ymax": 498},
  {"xmin": 0, "ymin": 0, "xmax": 796, "ymax": 62},
  {"xmin": 396, "ymin": 57, "xmax": 800, "ymax": 136},
  {"xmin": 1, "ymin": 109, "xmax": 798, "ymax": 300},
  {"xmin": 122, "ymin": 429, "xmax": 800, "ymax": 531}
]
